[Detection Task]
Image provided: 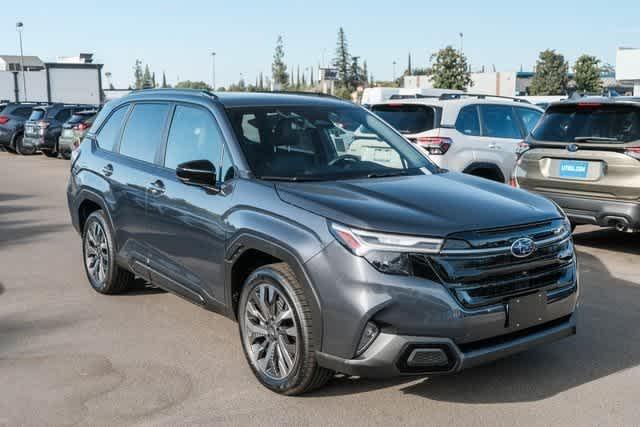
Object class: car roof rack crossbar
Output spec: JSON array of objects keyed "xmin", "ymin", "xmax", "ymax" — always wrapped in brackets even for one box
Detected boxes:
[{"xmin": 439, "ymin": 93, "xmax": 531, "ymax": 104}]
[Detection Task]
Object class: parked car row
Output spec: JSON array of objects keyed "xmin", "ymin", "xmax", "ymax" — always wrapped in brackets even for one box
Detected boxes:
[
  {"xmin": 367, "ymin": 94, "xmax": 640, "ymax": 233},
  {"xmin": 0, "ymin": 101, "xmax": 98, "ymax": 158}
]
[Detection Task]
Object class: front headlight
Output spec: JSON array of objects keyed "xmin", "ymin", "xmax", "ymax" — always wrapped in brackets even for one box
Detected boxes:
[
  {"xmin": 329, "ymin": 222, "xmax": 444, "ymax": 276},
  {"xmin": 329, "ymin": 222, "xmax": 443, "ymax": 256}
]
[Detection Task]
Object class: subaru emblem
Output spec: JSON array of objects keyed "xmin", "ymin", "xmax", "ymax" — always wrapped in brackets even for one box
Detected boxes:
[
  {"xmin": 567, "ymin": 143, "xmax": 579, "ymax": 152},
  {"xmin": 511, "ymin": 238, "xmax": 536, "ymax": 258}
]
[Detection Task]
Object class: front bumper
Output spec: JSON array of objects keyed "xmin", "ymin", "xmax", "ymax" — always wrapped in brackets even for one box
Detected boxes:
[
  {"xmin": 306, "ymin": 240, "xmax": 578, "ymax": 376},
  {"xmin": 317, "ymin": 314, "xmax": 576, "ymax": 377},
  {"xmin": 538, "ymin": 191, "xmax": 640, "ymax": 229}
]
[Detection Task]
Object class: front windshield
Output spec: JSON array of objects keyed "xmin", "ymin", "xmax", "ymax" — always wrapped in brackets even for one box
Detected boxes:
[{"xmin": 225, "ymin": 105, "xmax": 437, "ymax": 181}]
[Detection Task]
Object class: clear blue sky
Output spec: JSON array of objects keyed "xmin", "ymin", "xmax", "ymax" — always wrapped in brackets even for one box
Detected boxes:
[{"xmin": 1, "ymin": 0, "xmax": 638, "ymax": 88}]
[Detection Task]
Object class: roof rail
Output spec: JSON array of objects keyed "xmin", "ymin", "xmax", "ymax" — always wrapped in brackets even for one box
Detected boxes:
[
  {"xmin": 257, "ymin": 90, "xmax": 340, "ymax": 99},
  {"xmin": 131, "ymin": 88, "xmax": 219, "ymax": 100},
  {"xmin": 439, "ymin": 93, "xmax": 531, "ymax": 104}
]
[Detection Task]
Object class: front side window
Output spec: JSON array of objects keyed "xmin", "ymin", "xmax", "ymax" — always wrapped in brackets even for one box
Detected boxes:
[
  {"xmin": 516, "ymin": 107, "xmax": 543, "ymax": 135},
  {"xmin": 225, "ymin": 105, "xmax": 436, "ymax": 181},
  {"xmin": 119, "ymin": 103, "xmax": 169, "ymax": 163},
  {"xmin": 164, "ymin": 105, "xmax": 224, "ymax": 170},
  {"xmin": 480, "ymin": 105, "xmax": 522, "ymax": 139},
  {"xmin": 96, "ymin": 107, "xmax": 128, "ymax": 152},
  {"xmin": 455, "ymin": 105, "xmax": 481, "ymax": 136}
]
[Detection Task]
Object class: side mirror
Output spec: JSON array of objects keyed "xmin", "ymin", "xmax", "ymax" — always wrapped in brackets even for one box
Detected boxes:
[{"xmin": 176, "ymin": 160, "xmax": 217, "ymax": 188}]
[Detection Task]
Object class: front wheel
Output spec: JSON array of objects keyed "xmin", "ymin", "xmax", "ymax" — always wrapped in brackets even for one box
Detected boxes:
[{"xmin": 238, "ymin": 263, "xmax": 333, "ymax": 395}]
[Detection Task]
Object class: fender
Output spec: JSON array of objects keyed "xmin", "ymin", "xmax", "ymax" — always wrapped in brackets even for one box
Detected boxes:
[
  {"xmin": 72, "ymin": 187, "xmax": 116, "ymax": 238},
  {"xmin": 463, "ymin": 161, "xmax": 506, "ymax": 183},
  {"xmin": 225, "ymin": 231, "xmax": 324, "ymax": 351}
]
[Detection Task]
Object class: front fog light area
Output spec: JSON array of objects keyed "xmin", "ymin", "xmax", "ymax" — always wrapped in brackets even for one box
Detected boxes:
[
  {"xmin": 364, "ymin": 251, "xmax": 411, "ymax": 275},
  {"xmin": 356, "ymin": 322, "xmax": 379, "ymax": 356}
]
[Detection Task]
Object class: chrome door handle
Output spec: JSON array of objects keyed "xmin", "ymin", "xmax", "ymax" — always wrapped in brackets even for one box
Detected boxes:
[
  {"xmin": 488, "ymin": 143, "xmax": 498, "ymax": 149},
  {"xmin": 102, "ymin": 164, "xmax": 113, "ymax": 176},
  {"xmin": 148, "ymin": 180, "xmax": 165, "ymax": 196}
]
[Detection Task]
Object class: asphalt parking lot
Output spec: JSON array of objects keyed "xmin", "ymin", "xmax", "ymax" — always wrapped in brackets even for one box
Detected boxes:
[{"xmin": 1, "ymin": 151, "xmax": 640, "ymax": 426}]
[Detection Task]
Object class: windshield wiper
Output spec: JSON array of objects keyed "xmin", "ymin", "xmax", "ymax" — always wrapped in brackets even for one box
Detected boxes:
[
  {"xmin": 260, "ymin": 175, "xmax": 324, "ymax": 182},
  {"xmin": 574, "ymin": 136, "xmax": 619, "ymax": 143},
  {"xmin": 366, "ymin": 170, "xmax": 414, "ymax": 179}
]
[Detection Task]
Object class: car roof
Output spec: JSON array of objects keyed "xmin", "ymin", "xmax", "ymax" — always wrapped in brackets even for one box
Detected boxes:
[
  {"xmin": 548, "ymin": 96, "xmax": 640, "ymax": 108},
  {"xmin": 120, "ymin": 89, "xmax": 352, "ymax": 109}
]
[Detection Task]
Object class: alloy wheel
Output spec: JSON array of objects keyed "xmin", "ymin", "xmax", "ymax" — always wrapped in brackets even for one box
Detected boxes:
[
  {"xmin": 84, "ymin": 221, "xmax": 109, "ymax": 285},
  {"xmin": 243, "ymin": 283, "xmax": 299, "ymax": 380}
]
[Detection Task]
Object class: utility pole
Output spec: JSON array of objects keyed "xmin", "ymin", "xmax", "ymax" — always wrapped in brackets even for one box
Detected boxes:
[
  {"xmin": 392, "ymin": 60, "xmax": 397, "ymax": 83},
  {"xmin": 16, "ymin": 22, "xmax": 27, "ymax": 102},
  {"xmin": 211, "ymin": 52, "xmax": 216, "ymax": 90}
]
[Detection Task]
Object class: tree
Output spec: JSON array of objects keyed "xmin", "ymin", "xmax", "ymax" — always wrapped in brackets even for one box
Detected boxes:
[
  {"xmin": 530, "ymin": 49, "xmax": 568, "ymax": 95},
  {"xmin": 574, "ymin": 54, "xmax": 602, "ymax": 93},
  {"xmin": 296, "ymin": 65, "xmax": 301, "ymax": 88},
  {"xmin": 151, "ymin": 72, "xmax": 157, "ymax": 88},
  {"xmin": 161, "ymin": 72, "xmax": 169, "ymax": 88},
  {"xmin": 429, "ymin": 46, "xmax": 472, "ymax": 90},
  {"xmin": 272, "ymin": 35, "xmax": 289, "ymax": 88},
  {"xmin": 333, "ymin": 27, "xmax": 351, "ymax": 88},
  {"xmin": 175, "ymin": 80, "xmax": 211, "ymax": 90},
  {"xmin": 407, "ymin": 52, "xmax": 412, "ymax": 76},
  {"xmin": 362, "ymin": 61, "xmax": 368, "ymax": 86},
  {"xmin": 133, "ymin": 59, "xmax": 144, "ymax": 89},
  {"xmin": 141, "ymin": 65, "xmax": 153, "ymax": 88}
]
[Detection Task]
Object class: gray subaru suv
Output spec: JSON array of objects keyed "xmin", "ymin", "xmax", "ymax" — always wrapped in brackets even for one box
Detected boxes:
[{"xmin": 67, "ymin": 89, "xmax": 578, "ymax": 395}]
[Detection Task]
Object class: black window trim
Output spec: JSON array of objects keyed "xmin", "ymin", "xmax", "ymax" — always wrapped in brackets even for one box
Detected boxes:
[
  {"xmin": 156, "ymin": 101, "xmax": 233, "ymax": 183},
  {"xmin": 112, "ymin": 101, "xmax": 172, "ymax": 165}
]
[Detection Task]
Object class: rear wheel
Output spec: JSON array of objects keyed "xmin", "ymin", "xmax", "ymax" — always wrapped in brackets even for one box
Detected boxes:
[
  {"xmin": 82, "ymin": 210, "xmax": 134, "ymax": 294},
  {"xmin": 42, "ymin": 150, "xmax": 59, "ymax": 158},
  {"xmin": 15, "ymin": 134, "xmax": 35, "ymax": 155},
  {"xmin": 238, "ymin": 263, "xmax": 333, "ymax": 395}
]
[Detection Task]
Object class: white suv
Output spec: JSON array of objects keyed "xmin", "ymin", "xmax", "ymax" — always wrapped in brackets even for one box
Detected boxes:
[{"xmin": 370, "ymin": 95, "xmax": 543, "ymax": 183}]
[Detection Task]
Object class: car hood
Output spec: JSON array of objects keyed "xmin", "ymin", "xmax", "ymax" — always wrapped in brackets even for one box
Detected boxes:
[{"xmin": 275, "ymin": 172, "xmax": 561, "ymax": 237}]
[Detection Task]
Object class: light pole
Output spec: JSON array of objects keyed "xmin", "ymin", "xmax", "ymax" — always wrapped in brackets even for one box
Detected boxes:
[
  {"xmin": 459, "ymin": 32, "xmax": 464, "ymax": 54},
  {"xmin": 16, "ymin": 22, "xmax": 27, "ymax": 102},
  {"xmin": 392, "ymin": 61, "xmax": 397, "ymax": 83},
  {"xmin": 211, "ymin": 52, "xmax": 216, "ymax": 91}
]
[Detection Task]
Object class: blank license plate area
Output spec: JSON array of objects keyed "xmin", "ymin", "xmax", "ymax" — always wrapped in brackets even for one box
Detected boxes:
[
  {"xmin": 559, "ymin": 160, "xmax": 589, "ymax": 179},
  {"xmin": 507, "ymin": 291, "xmax": 546, "ymax": 329}
]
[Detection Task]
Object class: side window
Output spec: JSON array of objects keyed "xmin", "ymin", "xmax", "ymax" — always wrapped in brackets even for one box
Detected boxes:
[
  {"xmin": 119, "ymin": 103, "xmax": 170, "ymax": 163},
  {"xmin": 55, "ymin": 109, "xmax": 72, "ymax": 122},
  {"xmin": 516, "ymin": 107, "xmax": 543, "ymax": 135},
  {"xmin": 480, "ymin": 105, "xmax": 522, "ymax": 139},
  {"xmin": 220, "ymin": 145, "xmax": 236, "ymax": 182},
  {"xmin": 96, "ymin": 107, "xmax": 128, "ymax": 152},
  {"xmin": 455, "ymin": 105, "xmax": 481, "ymax": 136},
  {"xmin": 241, "ymin": 114, "xmax": 261, "ymax": 143},
  {"xmin": 15, "ymin": 107, "xmax": 32, "ymax": 118},
  {"xmin": 164, "ymin": 105, "xmax": 224, "ymax": 170}
]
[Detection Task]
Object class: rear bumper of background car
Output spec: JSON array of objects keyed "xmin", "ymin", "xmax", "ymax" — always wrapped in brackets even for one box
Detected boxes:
[{"xmin": 538, "ymin": 191, "xmax": 640, "ymax": 229}]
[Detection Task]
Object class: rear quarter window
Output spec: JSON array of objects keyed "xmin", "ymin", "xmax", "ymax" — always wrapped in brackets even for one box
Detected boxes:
[
  {"xmin": 532, "ymin": 104, "xmax": 640, "ymax": 143},
  {"xmin": 455, "ymin": 105, "xmax": 481, "ymax": 136}
]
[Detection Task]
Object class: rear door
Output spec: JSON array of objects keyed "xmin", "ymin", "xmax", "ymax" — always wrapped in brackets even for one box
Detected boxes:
[
  {"xmin": 477, "ymin": 104, "xmax": 525, "ymax": 180},
  {"xmin": 519, "ymin": 102, "xmax": 640, "ymax": 201}
]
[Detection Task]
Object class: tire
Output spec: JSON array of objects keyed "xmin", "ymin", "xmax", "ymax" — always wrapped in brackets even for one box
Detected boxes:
[
  {"xmin": 238, "ymin": 262, "xmax": 333, "ymax": 395},
  {"xmin": 42, "ymin": 150, "xmax": 59, "ymax": 158},
  {"xmin": 15, "ymin": 134, "xmax": 35, "ymax": 155},
  {"xmin": 82, "ymin": 210, "xmax": 134, "ymax": 294}
]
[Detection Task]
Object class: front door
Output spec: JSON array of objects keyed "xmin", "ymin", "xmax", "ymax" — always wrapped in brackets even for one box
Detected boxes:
[{"xmin": 144, "ymin": 104, "xmax": 234, "ymax": 305}]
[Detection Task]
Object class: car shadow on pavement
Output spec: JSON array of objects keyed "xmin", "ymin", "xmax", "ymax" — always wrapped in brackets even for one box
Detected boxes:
[
  {"xmin": 572, "ymin": 227, "xmax": 639, "ymax": 255},
  {"xmin": 0, "ymin": 195, "xmax": 68, "ymax": 250},
  {"xmin": 399, "ymin": 248, "xmax": 640, "ymax": 403}
]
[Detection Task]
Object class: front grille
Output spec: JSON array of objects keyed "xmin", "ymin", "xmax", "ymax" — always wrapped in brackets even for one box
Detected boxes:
[{"xmin": 423, "ymin": 220, "xmax": 576, "ymax": 308}]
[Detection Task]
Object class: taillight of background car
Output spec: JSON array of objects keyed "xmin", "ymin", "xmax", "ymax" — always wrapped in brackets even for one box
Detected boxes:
[
  {"xmin": 625, "ymin": 147, "xmax": 640, "ymax": 160},
  {"xmin": 0, "ymin": 116, "xmax": 9, "ymax": 125},
  {"xmin": 414, "ymin": 136, "xmax": 452, "ymax": 155},
  {"xmin": 74, "ymin": 123, "xmax": 89, "ymax": 131},
  {"xmin": 515, "ymin": 141, "xmax": 530, "ymax": 160}
]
